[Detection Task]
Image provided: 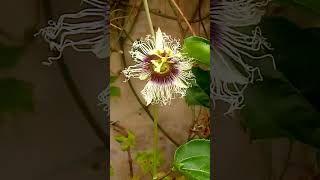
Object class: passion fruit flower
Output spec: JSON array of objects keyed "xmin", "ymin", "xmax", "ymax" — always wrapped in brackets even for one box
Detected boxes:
[
  {"xmin": 123, "ymin": 28, "xmax": 195, "ymax": 106},
  {"xmin": 35, "ymin": 0, "xmax": 108, "ymax": 65},
  {"xmin": 211, "ymin": 0, "xmax": 275, "ymax": 113}
]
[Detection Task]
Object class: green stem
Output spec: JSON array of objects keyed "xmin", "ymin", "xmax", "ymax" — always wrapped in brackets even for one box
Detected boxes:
[
  {"xmin": 152, "ymin": 105, "xmax": 159, "ymax": 179},
  {"xmin": 142, "ymin": 0, "xmax": 155, "ymax": 37}
]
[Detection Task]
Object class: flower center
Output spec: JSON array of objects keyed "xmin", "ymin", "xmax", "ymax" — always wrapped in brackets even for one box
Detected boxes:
[{"xmin": 150, "ymin": 48, "xmax": 175, "ymax": 74}]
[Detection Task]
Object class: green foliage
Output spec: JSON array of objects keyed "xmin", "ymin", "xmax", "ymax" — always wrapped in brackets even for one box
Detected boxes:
[
  {"xmin": 0, "ymin": 45, "xmax": 23, "ymax": 69},
  {"xmin": 185, "ymin": 67, "xmax": 210, "ymax": 108},
  {"xmin": 157, "ymin": 172, "xmax": 172, "ymax": 180},
  {"xmin": 114, "ymin": 131, "xmax": 136, "ymax": 151},
  {"xmin": 0, "ymin": 78, "xmax": 33, "ymax": 115},
  {"xmin": 110, "ymin": 74, "xmax": 121, "ymax": 97},
  {"xmin": 110, "ymin": 165, "xmax": 114, "ymax": 176},
  {"xmin": 173, "ymin": 139, "xmax": 210, "ymax": 180},
  {"xmin": 110, "ymin": 86, "xmax": 121, "ymax": 97},
  {"xmin": 0, "ymin": 44, "xmax": 34, "ymax": 117},
  {"xmin": 191, "ymin": 67, "xmax": 210, "ymax": 96},
  {"xmin": 182, "ymin": 36, "xmax": 210, "ymax": 66},
  {"xmin": 135, "ymin": 150, "xmax": 164, "ymax": 174},
  {"xmin": 240, "ymin": 17, "xmax": 320, "ymax": 148},
  {"xmin": 185, "ymin": 87, "xmax": 210, "ymax": 108},
  {"xmin": 110, "ymin": 75, "xmax": 118, "ymax": 84},
  {"xmin": 273, "ymin": 0, "xmax": 320, "ymax": 14}
]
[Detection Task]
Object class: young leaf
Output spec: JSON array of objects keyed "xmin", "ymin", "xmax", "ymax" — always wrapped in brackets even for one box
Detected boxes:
[
  {"xmin": 182, "ymin": 36, "xmax": 210, "ymax": 66},
  {"xmin": 114, "ymin": 131, "xmax": 136, "ymax": 151},
  {"xmin": 131, "ymin": 176, "xmax": 141, "ymax": 180},
  {"xmin": 110, "ymin": 86, "xmax": 121, "ymax": 97},
  {"xmin": 173, "ymin": 139, "xmax": 210, "ymax": 180},
  {"xmin": 110, "ymin": 75, "xmax": 118, "ymax": 84},
  {"xmin": 135, "ymin": 150, "xmax": 164, "ymax": 174},
  {"xmin": 110, "ymin": 165, "xmax": 114, "ymax": 176}
]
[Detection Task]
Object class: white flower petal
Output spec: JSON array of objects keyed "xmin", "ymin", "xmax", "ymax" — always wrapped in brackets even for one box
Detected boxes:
[{"xmin": 155, "ymin": 28, "xmax": 164, "ymax": 50}]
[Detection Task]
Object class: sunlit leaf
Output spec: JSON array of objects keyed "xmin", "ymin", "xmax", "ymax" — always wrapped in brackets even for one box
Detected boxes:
[
  {"xmin": 182, "ymin": 36, "xmax": 210, "ymax": 66},
  {"xmin": 110, "ymin": 165, "xmax": 114, "ymax": 176},
  {"xmin": 135, "ymin": 150, "xmax": 164, "ymax": 174},
  {"xmin": 114, "ymin": 130, "xmax": 136, "ymax": 151},
  {"xmin": 131, "ymin": 176, "xmax": 140, "ymax": 180},
  {"xmin": 173, "ymin": 139, "xmax": 210, "ymax": 180},
  {"xmin": 110, "ymin": 86, "xmax": 121, "ymax": 97}
]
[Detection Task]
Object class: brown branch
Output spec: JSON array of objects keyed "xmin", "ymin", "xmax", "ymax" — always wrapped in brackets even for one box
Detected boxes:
[
  {"xmin": 123, "ymin": 3, "xmax": 209, "ymax": 23},
  {"xmin": 112, "ymin": 123, "xmax": 134, "ymax": 178},
  {"xmin": 183, "ymin": 0, "xmax": 201, "ymax": 37},
  {"xmin": 169, "ymin": 0, "xmax": 195, "ymax": 36},
  {"xmin": 198, "ymin": 0, "xmax": 209, "ymax": 38},
  {"xmin": 167, "ymin": 0, "xmax": 185, "ymax": 39},
  {"xmin": 159, "ymin": 169, "xmax": 172, "ymax": 180}
]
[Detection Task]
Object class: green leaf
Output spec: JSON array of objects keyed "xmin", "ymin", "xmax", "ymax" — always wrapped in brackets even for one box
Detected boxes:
[
  {"xmin": 0, "ymin": 45, "xmax": 23, "ymax": 69},
  {"xmin": 240, "ymin": 17, "xmax": 320, "ymax": 148},
  {"xmin": 110, "ymin": 86, "xmax": 121, "ymax": 97},
  {"xmin": 185, "ymin": 67, "xmax": 211, "ymax": 108},
  {"xmin": 0, "ymin": 78, "xmax": 33, "ymax": 114},
  {"xmin": 114, "ymin": 131, "xmax": 136, "ymax": 151},
  {"xmin": 110, "ymin": 75, "xmax": 118, "ymax": 84},
  {"xmin": 110, "ymin": 165, "xmax": 114, "ymax": 176},
  {"xmin": 192, "ymin": 67, "xmax": 210, "ymax": 96},
  {"xmin": 135, "ymin": 150, "xmax": 164, "ymax": 174},
  {"xmin": 182, "ymin": 36, "xmax": 210, "ymax": 66},
  {"xmin": 274, "ymin": 0, "xmax": 320, "ymax": 14},
  {"xmin": 185, "ymin": 87, "xmax": 210, "ymax": 108},
  {"xmin": 241, "ymin": 71, "xmax": 306, "ymax": 139},
  {"xmin": 173, "ymin": 139, "xmax": 210, "ymax": 180}
]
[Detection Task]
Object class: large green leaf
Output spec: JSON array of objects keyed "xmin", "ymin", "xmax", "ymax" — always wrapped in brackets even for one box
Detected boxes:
[
  {"xmin": 274, "ymin": 0, "xmax": 320, "ymax": 14},
  {"xmin": 114, "ymin": 130, "xmax": 136, "ymax": 151},
  {"xmin": 0, "ymin": 78, "xmax": 33, "ymax": 114},
  {"xmin": 240, "ymin": 17, "xmax": 320, "ymax": 148},
  {"xmin": 182, "ymin": 36, "xmax": 210, "ymax": 66},
  {"xmin": 173, "ymin": 139, "xmax": 210, "ymax": 180},
  {"xmin": 185, "ymin": 67, "xmax": 210, "ymax": 108},
  {"xmin": 192, "ymin": 67, "xmax": 210, "ymax": 96}
]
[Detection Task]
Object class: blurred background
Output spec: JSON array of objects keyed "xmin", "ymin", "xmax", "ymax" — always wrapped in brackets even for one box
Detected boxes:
[
  {"xmin": 0, "ymin": 0, "xmax": 107, "ymax": 179},
  {"xmin": 0, "ymin": 0, "xmax": 320, "ymax": 180}
]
